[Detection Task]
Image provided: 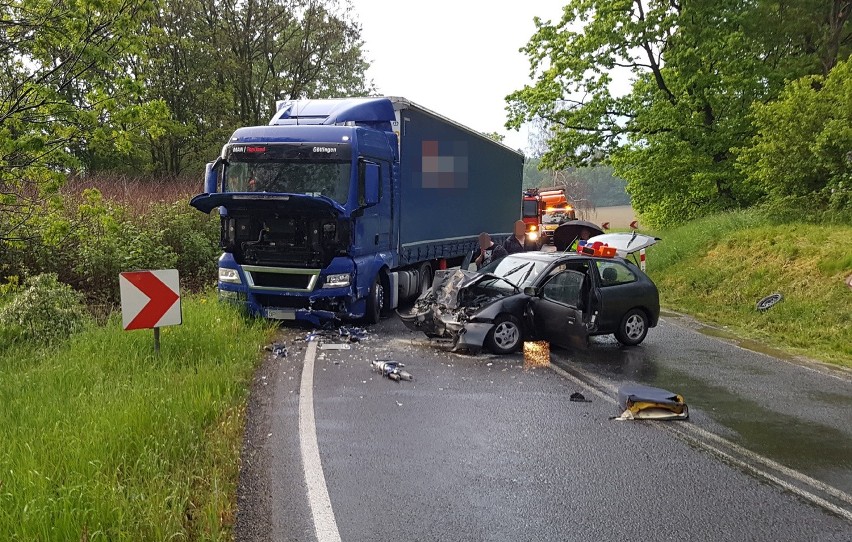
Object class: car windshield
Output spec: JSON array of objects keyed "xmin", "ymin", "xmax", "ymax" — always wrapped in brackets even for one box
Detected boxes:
[
  {"xmin": 224, "ymin": 160, "xmax": 351, "ymax": 204},
  {"xmin": 477, "ymin": 256, "xmax": 550, "ymax": 291}
]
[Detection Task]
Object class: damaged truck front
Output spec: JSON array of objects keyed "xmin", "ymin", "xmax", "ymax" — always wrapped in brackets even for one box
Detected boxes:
[{"xmin": 191, "ymin": 97, "xmax": 523, "ymax": 324}]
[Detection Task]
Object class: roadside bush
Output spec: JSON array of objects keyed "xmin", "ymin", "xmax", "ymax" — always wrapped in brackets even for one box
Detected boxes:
[
  {"xmin": 0, "ymin": 273, "xmax": 88, "ymax": 345},
  {"xmin": 149, "ymin": 200, "xmax": 219, "ymax": 291},
  {"xmin": 0, "ymin": 185, "xmax": 219, "ymax": 308}
]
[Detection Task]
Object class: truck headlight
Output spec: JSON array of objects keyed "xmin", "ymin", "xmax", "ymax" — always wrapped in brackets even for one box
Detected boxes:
[
  {"xmin": 219, "ymin": 267, "xmax": 242, "ymax": 284},
  {"xmin": 323, "ymin": 273, "xmax": 351, "ymax": 288},
  {"xmin": 527, "ymin": 232, "xmax": 539, "ymax": 241}
]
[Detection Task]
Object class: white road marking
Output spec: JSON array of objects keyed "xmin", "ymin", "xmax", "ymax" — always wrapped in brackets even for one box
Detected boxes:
[
  {"xmin": 549, "ymin": 361, "xmax": 852, "ymax": 522},
  {"xmin": 299, "ymin": 341, "xmax": 343, "ymax": 542}
]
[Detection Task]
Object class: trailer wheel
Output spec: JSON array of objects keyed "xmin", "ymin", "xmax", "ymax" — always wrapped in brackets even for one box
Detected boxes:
[
  {"xmin": 365, "ymin": 275, "xmax": 384, "ymax": 324},
  {"xmin": 417, "ymin": 262, "xmax": 433, "ymax": 298}
]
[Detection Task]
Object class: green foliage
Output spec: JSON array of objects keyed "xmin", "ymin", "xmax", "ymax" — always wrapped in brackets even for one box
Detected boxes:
[
  {"xmin": 507, "ymin": 0, "xmax": 851, "ymax": 227},
  {"xmin": 737, "ymin": 57, "xmax": 852, "ymax": 214},
  {"xmin": 0, "ymin": 189, "xmax": 219, "ymax": 306},
  {"xmin": 0, "ymin": 293, "xmax": 275, "ymax": 539},
  {"xmin": 0, "ymin": 273, "xmax": 88, "ymax": 345},
  {"xmin": 0, "ymin": 0, "xmax": 158, "ymax": 241}
]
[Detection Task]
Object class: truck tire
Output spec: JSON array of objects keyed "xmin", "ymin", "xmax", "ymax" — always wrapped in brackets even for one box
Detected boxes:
[
  {"xmin": 485, "ymin": 314, "xmax": 523, "ymax": 355},
  {"xmin": 615, "ymin": 308, "xmax": 648, "ymax": 346},
  {"xmin": 365, "ymin": 275, "xmax": 384, "ymax": 324},
  {"xmin": 417, "ymin": 262, "xmax": 433, "ymax": 298}
]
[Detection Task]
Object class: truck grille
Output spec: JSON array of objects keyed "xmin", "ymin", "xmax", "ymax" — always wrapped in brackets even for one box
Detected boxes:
[{"xmin": 243, "ymin": 266, "xmax": 319, "ymax": 291}]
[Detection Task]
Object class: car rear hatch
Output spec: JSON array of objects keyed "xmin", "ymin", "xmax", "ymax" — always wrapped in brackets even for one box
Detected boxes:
[{"xmin": 586, "ymin": 232, "xmax": 659, "ymax": 257}]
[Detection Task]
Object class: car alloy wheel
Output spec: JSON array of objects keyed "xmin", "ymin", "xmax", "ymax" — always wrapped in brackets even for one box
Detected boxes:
[
  {"xmin": 616, "ymin": 308, "xmax": 648, "ymax": 346},
  {"xmin": 486, "ymin": 314, "xmax": 523, "ymax": 354},
  {"xmin": 624, "ymin": 313, "xmax": 645, "ymax": 340}
]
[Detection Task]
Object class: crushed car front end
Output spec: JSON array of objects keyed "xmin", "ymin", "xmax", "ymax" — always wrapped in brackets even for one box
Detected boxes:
[{"xmin": 397, "ymin": 269, "xmax": 523, "ymax": 353}]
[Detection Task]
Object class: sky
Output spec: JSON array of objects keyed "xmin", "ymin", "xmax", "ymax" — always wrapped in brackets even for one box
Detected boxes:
[{"xmin": 349, "ymin": 0, "xmax": 568, "ymax": 153}]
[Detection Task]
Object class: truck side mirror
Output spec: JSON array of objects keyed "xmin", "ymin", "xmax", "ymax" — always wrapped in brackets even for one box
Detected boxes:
[
  {"xmin": 204, "ymin": 161, "xmax": 218, "ymax": 194},
  {"xmin": 363, "ymin": 162, "xmax": 380, "ymax": 206}
]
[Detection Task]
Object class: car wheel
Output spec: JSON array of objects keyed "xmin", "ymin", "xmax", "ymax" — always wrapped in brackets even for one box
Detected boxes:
[
  {"xmin": 485, "ymin": 314, "xmax": 523, "ymax": 354},
  {"xmin": 364, "ymin": 275, "xmax": 384, "ymax": 324},
  {"xmin": 615, "ymin": 308, "xmax": 648, "ymax": 346}
]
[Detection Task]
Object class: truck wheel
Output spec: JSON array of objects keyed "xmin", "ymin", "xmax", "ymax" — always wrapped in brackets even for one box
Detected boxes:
[
  {"xmin": 485, "ymin": 314, "xmax": 523, "ymax": 355},
  {"xmin": 615, "ymin": 309, "xmax": 648, "ymax": 346},
  {"xmin": 417, "ymin": 262, "xmax": 433, "ymax": 297},
  {"xmin": 365, "ymin": 275, "xmax": 384, "ymax": 324}
]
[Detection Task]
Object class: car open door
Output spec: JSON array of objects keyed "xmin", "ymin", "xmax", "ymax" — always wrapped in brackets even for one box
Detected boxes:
[{"xmin": 527, "ymin": 270, "xmax": 589, "ymax": 348}]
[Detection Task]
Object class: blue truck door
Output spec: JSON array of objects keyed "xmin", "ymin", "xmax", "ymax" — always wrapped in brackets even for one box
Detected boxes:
[{"xmin": 353, "ymin": 159, "xmax": 393, "ymax": 255}]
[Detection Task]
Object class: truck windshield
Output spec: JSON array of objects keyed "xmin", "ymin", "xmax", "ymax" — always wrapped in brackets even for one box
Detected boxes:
[
  {"xmin": 224, "ymin": 161, "xmax": 352, "ymax": 204},
  {"xmin": 522, "ymin": 199, "xmax": 538, "ymax": 217}
]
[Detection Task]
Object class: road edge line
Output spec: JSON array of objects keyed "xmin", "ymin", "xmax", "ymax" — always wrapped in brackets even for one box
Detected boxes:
[
  {"xmin": 299, "ymin": 340, "xmax": 343, "ymax": 542},
  {"xmin": 549, "ymin": 361, "xmax": 852, "ymax": 521}
]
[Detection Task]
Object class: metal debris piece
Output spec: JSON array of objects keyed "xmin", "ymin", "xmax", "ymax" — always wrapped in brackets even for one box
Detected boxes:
[
  {"xmin": 339, "ymin": 326, "xmax": 368, "ymax": 342},
  {"xmin": 320, "ymin": 343, "xmax": 351, "ymax": 350},
  {"xmin": 264, "ymin": 342, "xmax": 288, "ymax": 358},
  {"xmin": 569, "ymin": 392, "xmax": 591, "ymax": 403},
  {"xmin": 371, "ymin": 360, "xmax": 413, "ymax": 382}
]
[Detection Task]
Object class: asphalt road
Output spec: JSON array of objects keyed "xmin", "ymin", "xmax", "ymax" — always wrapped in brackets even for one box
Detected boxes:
[{"xmin": 236, "ymin": 314, "xmax": 852, "ymax": 542}]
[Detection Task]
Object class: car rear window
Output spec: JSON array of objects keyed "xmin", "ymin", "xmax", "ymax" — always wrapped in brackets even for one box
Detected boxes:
[{"xmin": 596, "ymin": 261, "xmax": 636, "ymax": 286}]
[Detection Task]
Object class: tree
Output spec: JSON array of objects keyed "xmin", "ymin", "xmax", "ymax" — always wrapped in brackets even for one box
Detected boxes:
[
  {"xmin": 737, "ymin": 57, "xmax": 852, "ymax": 213},
  {"xmin": 507, "ymin": 0, "xmax": 851, "ymax": 227},
  {"xmin": 83, "ymin": 0, "xmax": 372, "ymax": 176},
  {"xmin": 0, "ymin": 0, "xmax": 152, "ymax": 242}
]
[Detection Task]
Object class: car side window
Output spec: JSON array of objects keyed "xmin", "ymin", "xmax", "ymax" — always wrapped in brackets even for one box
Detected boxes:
[
  {"xmin": 596, "ymin": 261, "xmax": 637, "ymax": 287},
  {"xmin": 542, "ymin": 270, "xmax": 585, "ymax": 307}
]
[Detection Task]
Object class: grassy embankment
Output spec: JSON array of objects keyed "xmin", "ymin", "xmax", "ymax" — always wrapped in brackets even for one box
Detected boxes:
[
  {"xmin": 647, "ymin": 211, "xmax": 851, "ymax": 367},
  {"xmin": 0, "ymin": 293, "xmax": 275, "ymax": 540}
]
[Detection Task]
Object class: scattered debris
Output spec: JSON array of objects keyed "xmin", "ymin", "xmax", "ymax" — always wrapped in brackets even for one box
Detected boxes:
[
  {"xmin": 320, "ymin": 343, "xmax": 350, "ymax": 350},
  {"xmin": 569, "ymin": 392, "xmax": 591, "ymax": 403},
  {"xmin": 756, "ymin": 293, "xmax": 783, "ymax": 312},
  {"xmin": 613, "ymin": 385, "xmax": 688, "ymax": 420},
  {"xmin": 264, "ymin": 342, "xmax": 288, "ymax": 358},
  {"xmin": 371, "ymin": 360, "xmax": 413, "ymax": 382},
  {"xmin": 305, "ymin": 326, "xmax": 369, "ymax": 349},
  {"xmin": 339, "ymin": 326, "xmax": 368, "ymax": 342}
]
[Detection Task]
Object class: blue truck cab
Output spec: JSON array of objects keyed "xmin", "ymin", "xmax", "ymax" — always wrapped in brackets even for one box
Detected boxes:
[{"xmin": 190, "ymin": 97, "xmax": 523, "ymax": 324}]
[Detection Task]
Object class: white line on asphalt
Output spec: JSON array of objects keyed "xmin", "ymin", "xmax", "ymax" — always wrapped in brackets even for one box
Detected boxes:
[
  {"xmin": 299, "ymin": 340, "xmax": 343, "ymax": 542},
  {"xmin": 549, "ymin": 361, "xmax": 852, "ymax": 521}
]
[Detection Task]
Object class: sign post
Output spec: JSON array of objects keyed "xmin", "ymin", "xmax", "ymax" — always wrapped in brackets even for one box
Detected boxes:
[{"xmin": 119, "ymin": 270, "xmax": 182, "ymax": 352}]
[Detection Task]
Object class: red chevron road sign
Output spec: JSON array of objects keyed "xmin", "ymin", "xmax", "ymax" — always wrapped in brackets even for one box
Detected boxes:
[{"xmin": 119, "ymin": 270, "xmax": 182, "ymax": 331}]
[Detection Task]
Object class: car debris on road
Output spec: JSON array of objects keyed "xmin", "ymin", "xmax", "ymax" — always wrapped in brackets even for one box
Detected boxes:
[
  {"xmin": 264, "ymin": 342, "xmax": 288, "ymax": 358},
  {"xmin": 371, "ymin": 360, "xmax": 413, "ymax": 382},
  {"xmin": 613, "ymin": 384, "xmax": 688, "ymax": 420}
]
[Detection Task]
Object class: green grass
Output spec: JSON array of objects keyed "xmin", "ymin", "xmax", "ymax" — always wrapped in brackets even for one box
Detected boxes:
[
  {"xmin": 0, "ymin": 293, "xmax": 275, "ymax": 540},
  {"xmin": 647, "ymin": 212, "xmax": 852, "ymax": 367}
]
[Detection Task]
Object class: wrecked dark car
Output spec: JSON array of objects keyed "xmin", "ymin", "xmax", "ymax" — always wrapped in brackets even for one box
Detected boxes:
[{"xmin": 397, "ymin": 233, "xmax": 660, "ymax": 354}]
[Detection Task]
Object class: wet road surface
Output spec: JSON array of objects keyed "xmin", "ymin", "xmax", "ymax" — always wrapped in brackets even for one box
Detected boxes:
[{"xmin": 236, "ymin": 315, "xmax": 852, "ymax": 541}]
